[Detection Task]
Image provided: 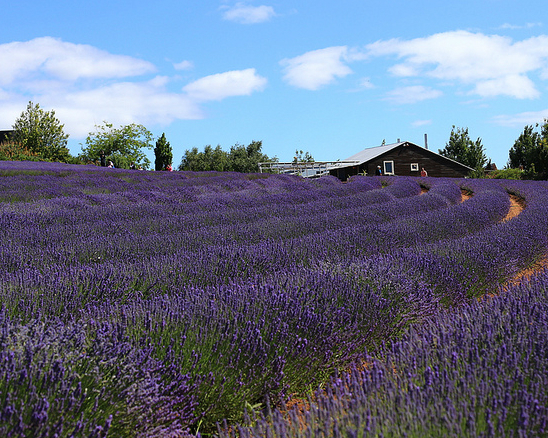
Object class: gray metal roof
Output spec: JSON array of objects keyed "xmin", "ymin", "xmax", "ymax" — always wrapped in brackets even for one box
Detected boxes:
[{"xmin": 343, "ymin": 142, "xmax": 404, "ymax": 163}]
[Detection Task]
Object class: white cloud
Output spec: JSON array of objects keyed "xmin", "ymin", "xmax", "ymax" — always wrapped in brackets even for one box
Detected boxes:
[
  {"xmin": 0, "ymin": 37, "xmax": 155, "ymax": 85},
  {"xmin": 499, "ymin": 22, "xmax": 542, "ymax": 30},
  {"xmin": 174, "ymin": 60, "xmax": 194, "ymax": 71},
  {"xmin": 412, "ymin": 119, "xmax": 433, "ymax": 127},
  {"xmin": 280, "ymin": 46, "xmax": 353, "ymax": 90},
  {"xmin": 358, "ymin": 77, "xmax": 374, "ymax": 89},
  {"xmin": 51, "ymin": 79, "xmax": 203, "ymax": 137},
  {"xmin": 0, "ymin": 38, "xmax": 268, "ymax": 139},
  {"xmin": 385, "ymin": 85, "xmax": 442, "ymax": 104},
  {"xmin": 473, "ymin": 75, "xmax": 539, "ymax": 99},
  {"xmin": 366, "ymin": 31, "xmax": 548, "ymax": 99},
  {"xmin": 492, "ymin": 109, "xmax": 548, "ymax": 127},
  {"xmin": 183, "ymin": 68, "xmax": 267, "ymax": 101},
  {"xmin": 221, "ymin": 3, "xmax": 276, "ymax": 24}
]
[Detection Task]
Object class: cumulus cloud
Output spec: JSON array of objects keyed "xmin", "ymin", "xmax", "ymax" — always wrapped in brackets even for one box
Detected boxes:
[
  {"xmin": 221, "ymin": 2, "xmax": 276, "ymax": 24},
  {"xmin": 366, "ymin": 31, "xmax": 548, "ymax": 99},
  {"xmin": 385, "ymin": 85, "xmax": 443, "ymax": 104},
  {"xmin": 473, "ymin": 74, "xmax": 539, "ymax": 99},
  {"xmin": 51, "ymin": 79, "xmax": 203, "ymax": 137},
  {"xmin": 183, "ymin": 68, "xmax": 267, "ymax": 101},
  {"xmin": 0, "ymin": 38, "xmax": 267, "ymax": 139},
  {"xmin": 0, "ymin": 37, "xmax": 155, "ymax": 85},
  {"xmin": 280, "ymin": 46, "xmax": 354, "ymax": 90}
]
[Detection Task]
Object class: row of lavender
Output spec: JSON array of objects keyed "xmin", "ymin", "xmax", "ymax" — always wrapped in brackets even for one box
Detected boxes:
[
  {"xmin": 1, "ymin": 161, "xmax": 548, "ymax": 436},
  {"xmin": 224, "ymin": 266, "xmax": 548, "ymax": 438}
]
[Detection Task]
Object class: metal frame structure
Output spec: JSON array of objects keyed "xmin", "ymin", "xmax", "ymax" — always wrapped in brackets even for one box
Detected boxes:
[{"xmin": 258, "ymin": 160, "xmax": 360, "ymax": 178}]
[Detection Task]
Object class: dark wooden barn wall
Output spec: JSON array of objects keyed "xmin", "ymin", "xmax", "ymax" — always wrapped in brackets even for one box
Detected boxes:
[{"xmin": 330, "ymin": 144, "xmax": 471, "ymax": 180}]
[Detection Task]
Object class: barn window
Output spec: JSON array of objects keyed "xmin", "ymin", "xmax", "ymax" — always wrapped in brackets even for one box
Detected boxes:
[
  {"xmin": 383, "ymin": 161, "xmax": 394, "ymax": 175},
  {"xmin": 410, "ymin": 163, "xmax": 419, "ymax": 171}
]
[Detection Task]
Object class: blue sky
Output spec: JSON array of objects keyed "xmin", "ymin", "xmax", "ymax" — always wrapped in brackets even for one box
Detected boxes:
[{"xmin": 2, "ymin": 0, "xmax": 548, "ymax": 168}]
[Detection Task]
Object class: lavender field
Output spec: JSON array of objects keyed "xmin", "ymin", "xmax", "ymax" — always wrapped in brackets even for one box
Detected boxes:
[{"xmin": 1, "ymin": 161, "xmax": 548, "ymax": 437}]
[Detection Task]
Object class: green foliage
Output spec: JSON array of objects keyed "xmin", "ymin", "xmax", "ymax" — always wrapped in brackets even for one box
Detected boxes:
[
  {"xmin": 179, "ymin": 140, "xmax": 271, "ymax": 173},
  {"xmin": 0, "ymin": 141, "xmax": 43, "ymax": 162},
  {"xmin": 154, "ymin": 133, "xmax": 173, "ymax": 171},
  {"xmin": 10, "ymin": 101, "xmax": 71, "ymax": 162},
  {"xmin": 487, "ymin": 168, "xmax": 523, "ymax": 180},
  {"xmin": 80, "ymin": 122, "xmax": 154, "ymax": 169},
  {"xmin": 439, "ymin": 126, "xmax": 488, "ymax": 171},
  {"xmin": 293, "ymin": 149, "xmax": 314, "ymax": 164},
  {"xmin": 508, "ymin": 119, "xmax": 548, "ymax": 179},
  {"xmin": 180, "ymin": 145, "xmax": 230, "ymax": 171},
  {"xmin": 229, "ymin": 141, "xmax": 270, "ymax": 173}
]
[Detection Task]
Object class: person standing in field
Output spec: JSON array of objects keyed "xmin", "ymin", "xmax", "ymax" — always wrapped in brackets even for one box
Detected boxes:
[
  {"xmin": 421, "ymin": 167, "xmax": 428, "ymax": 177},
  {"xmin": 375, "ymin": 165, "xmax": 382, "ymax": 176}
]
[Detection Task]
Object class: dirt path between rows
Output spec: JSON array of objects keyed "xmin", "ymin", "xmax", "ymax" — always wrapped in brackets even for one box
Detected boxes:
[
  {"xmin": 501, "ymin": 193, "xmax": 526, "ymax": 222},
  {"xmin": 462, "ymin": 190, "xmax": 548, "ymax": 286}
]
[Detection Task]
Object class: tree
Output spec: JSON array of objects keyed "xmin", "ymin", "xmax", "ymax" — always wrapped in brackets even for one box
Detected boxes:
[
  {"xmin": 10, "ymin": 101, "xmax": 71, "ymax": 162},
  {"xmin": 293, "ymin": 149, "xmax": 314, "ymax": 164},
  {"xmin": 508, "ymin": 119, "xmax": 548, "ymax": 179},
  {"xmin": 229, "ymin": 141, "xmax": 270, "ymax": 173},
  {"xmin": 154, "ymin": 133, "xmax": 173, "ymax": 171},
  {"xmin": 178, "ymin": 140, "xmax": 271, "ymax": 173},
  {"xmin": 438, "ymin": 126, "xmax": 488, "ymax": 171},
  {"xmin": 80, "ymin": 122, "xmax": 154, "ymax": 169},
  {"xmin": 0, "ymin": 141, "xmax": 42, "ymax": 162}
]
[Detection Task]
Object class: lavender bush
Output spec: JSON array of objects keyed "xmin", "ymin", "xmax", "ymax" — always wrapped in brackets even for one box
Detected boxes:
[
  {"xmin": 1, "ymin": 161, "xmax": 548, "ymax": 435},
  {"xmin": 225, "ymin": 267, "xmax": 548, "ymax": 438}
]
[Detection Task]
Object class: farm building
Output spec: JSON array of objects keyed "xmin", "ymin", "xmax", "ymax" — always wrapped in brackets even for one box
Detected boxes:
[{"xmin": 328, "ymin": 141, "xmax": 474, "ymax": 181}]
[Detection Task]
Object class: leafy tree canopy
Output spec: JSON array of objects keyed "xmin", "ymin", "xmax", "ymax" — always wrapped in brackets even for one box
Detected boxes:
[
  {"xmin": 508, "ymin": 119, "xmax": 548, "ymax": 179},
  {"xmin": 293, "ymin": 149, "xmax": 314, "ymax": 164},
  {"xmin": 154, "ymin": 133, "xmax": 173, "ymax": 171},
  {"xmin": 438, "ymin": 126, "xmax": 488, "ymax": 171},
  {"xmin": 179, "ymin": 140, "xmax": 272, "ymax": 173},
  {"xmin": 10, "ymin": 101, "xmax": 71, "ymax": 162},
  {"xmin": 80, "ymin": 122, "xmax": 154, "ymax": 169}
]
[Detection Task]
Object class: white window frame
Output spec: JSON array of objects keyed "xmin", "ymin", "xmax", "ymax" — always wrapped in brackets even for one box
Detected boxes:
[
  {"xmin": 383, "ymin": 160, "xmax": 395, "ymax": 175},
  {"xmin": 410, "ymin": 163, "xmax": 419, "ymax": 171}
]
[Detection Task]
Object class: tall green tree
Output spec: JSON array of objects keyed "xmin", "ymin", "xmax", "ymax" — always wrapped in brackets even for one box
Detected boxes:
[
  {"xmin": 154, "ymin": 133, "xmax": 173, "ymax": 171},
  {"xmin": 508, "ymin": 119, "xmax": 548, "ymax": 179},
  {"xmin": 80, "ymin": 122, "xmax": 154, "ymax": 169},
  {"xmin": 439, "ymin": 126, "xmax": 488, "ymax": 171},
  {"xmin": 228, "ymin": 141, "xmax": 270, "ymax": 173},
  {"xmin": 10, "ymin": 101, "xmax": 71, "ymax": 162}
]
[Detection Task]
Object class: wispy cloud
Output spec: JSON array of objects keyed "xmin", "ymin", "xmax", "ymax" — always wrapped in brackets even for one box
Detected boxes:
[
  {"xmin": 358, "ymin": 77, "xmax": 374, "ymax": 89},
  {"xmin": 280, "ymin": 46, "xmax": 353, "ymax": 90},
  {"xmin": 492, "ymin": 109, "xmax": 548, "ymax": 127},
  {"xmin": 412, "ymin": 119, "xmax": 433, "ymax": 127},
  {"xmin": 385, "ymin": 85, "xmax": 442, "ymax": 104},
  {"xmin": 366, "ymin": 31, "xmax": 548, "ymax": 99},
  {"xmin": 173, "ymin": 60, "xmax": 194, "ymax": 71},
  {"xmin": 221, "ymin": 2, "xmax": 276, "ymax": 24},
  {"xmin": 0, "ymin": 38, "xmax": 267, "ymax": 138},
  {"xmin": 498, "ymin": 22, "xmax": 543, "ymax": 30}
]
